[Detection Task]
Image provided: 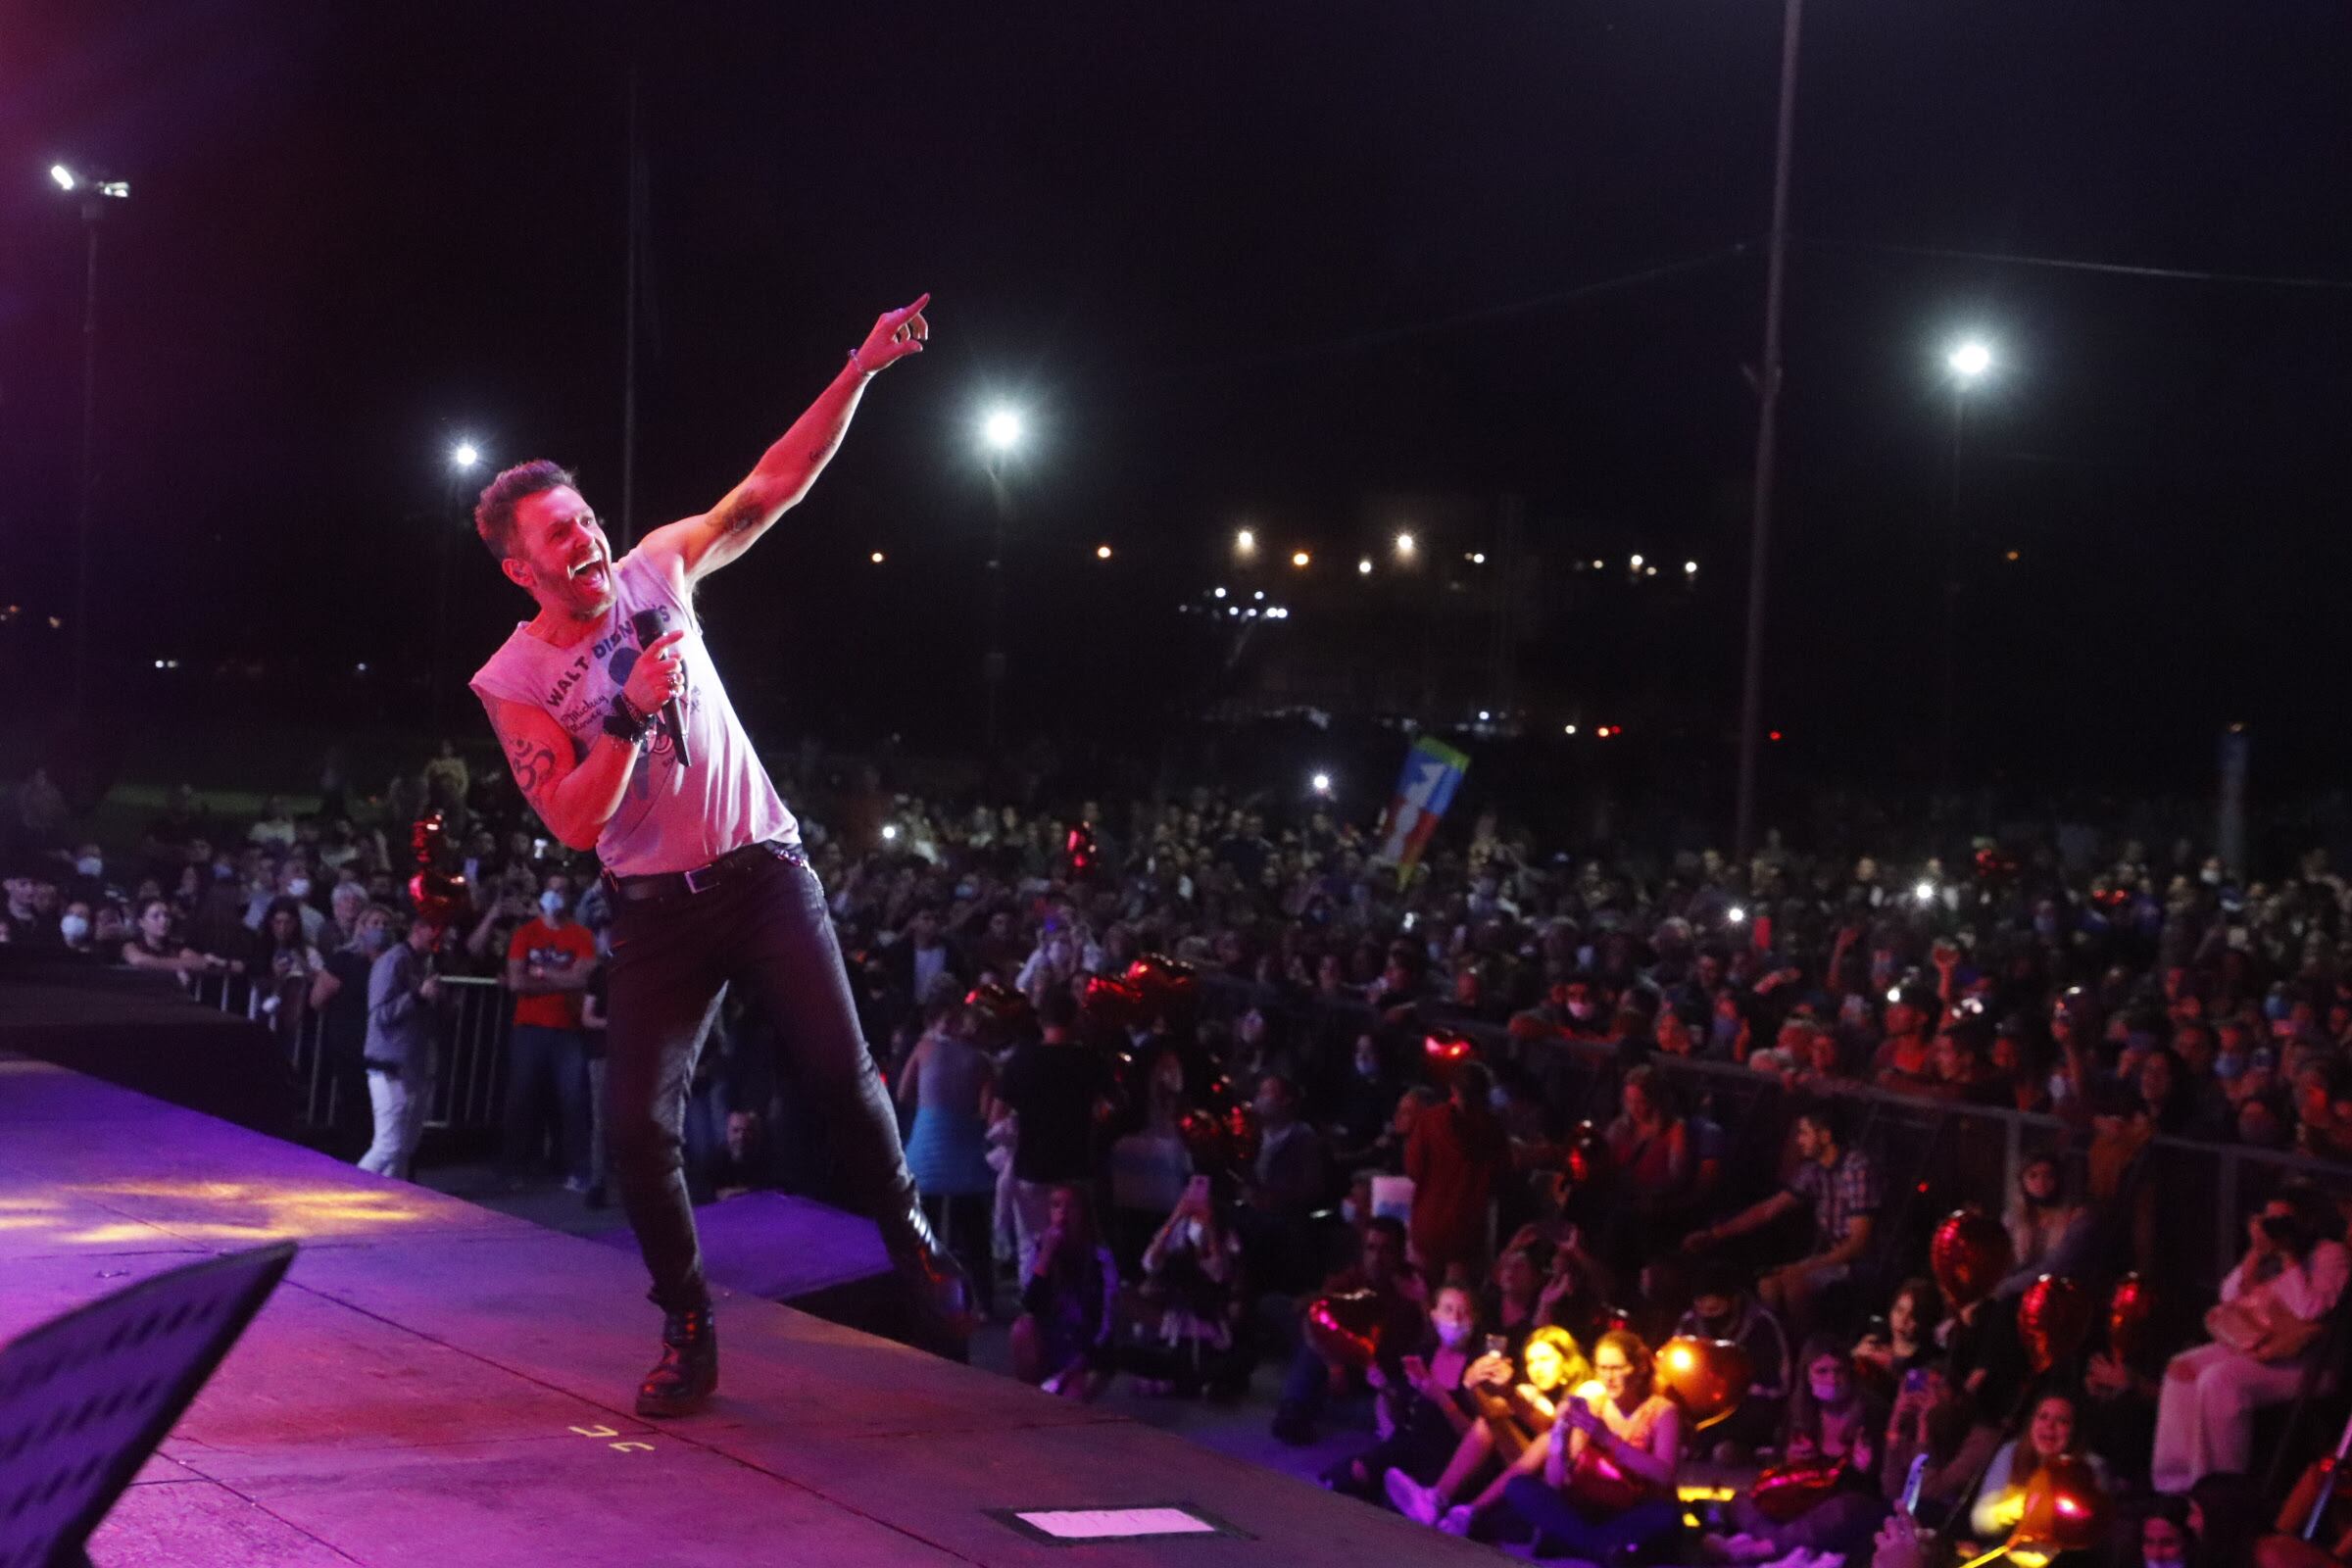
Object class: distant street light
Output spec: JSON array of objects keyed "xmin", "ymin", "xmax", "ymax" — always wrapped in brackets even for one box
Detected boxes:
[
  {"xmin": 50, "ymin": 162, "xmax": 130, "ymax": 711},
  {"xmin": 1947, "ymin": 339, "xmax": 1993, "ymax": 381},
  {"xmin": 982, "ymin": 407, "xmax": 1024, "ymax": 453}
]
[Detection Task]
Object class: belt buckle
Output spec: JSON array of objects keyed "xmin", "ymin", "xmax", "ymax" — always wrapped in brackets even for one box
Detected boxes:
[{"xmin": 682, "ymin": 862, "xmax": 718, "ymax": 896}]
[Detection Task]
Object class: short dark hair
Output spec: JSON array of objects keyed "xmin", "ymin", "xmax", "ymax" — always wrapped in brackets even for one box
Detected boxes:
[
  {"xmin": 1038, "ymin": 988, "xmax": 1079, "ymax": 1031},
  {"xmin": 473, "ymin": 460, "xmax": 577, "ymax": 562}
]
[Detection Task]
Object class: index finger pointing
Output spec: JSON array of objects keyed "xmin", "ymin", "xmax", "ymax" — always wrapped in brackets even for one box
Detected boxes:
[{"xmin": 895, "ymin": 291, "xmax": 933, "ymax": 320}]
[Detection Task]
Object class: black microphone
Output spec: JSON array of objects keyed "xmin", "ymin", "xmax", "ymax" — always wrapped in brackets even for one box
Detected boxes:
[{"xmin": 629, "ymin": 608, "xmax": 693, "ymax": 768}]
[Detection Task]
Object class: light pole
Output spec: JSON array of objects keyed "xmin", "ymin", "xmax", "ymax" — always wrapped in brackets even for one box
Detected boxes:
[
  {"xmin": 979, "ymin": 408, "xmax": 1024, "ymax": 754},
  {"xmin": 437, "ymin": 440, "xmax": 482, "ymax": 733},
  {"xmin": 1733, "ymin": 0, "xmax": 1804, "ymax": 867},
  {"xmin": 1937, "ymin": 339, "xmax": 1993, "ymax": 794},
  {"xmin": 50, "ymin": 164, "xmax": 129, "ymax": 712}
]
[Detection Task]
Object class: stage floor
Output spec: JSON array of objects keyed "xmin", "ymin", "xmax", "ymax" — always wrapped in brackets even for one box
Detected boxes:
[{"xmin": 0, "ymin": 1054, "xmax": 1484, "ymax": 1566}]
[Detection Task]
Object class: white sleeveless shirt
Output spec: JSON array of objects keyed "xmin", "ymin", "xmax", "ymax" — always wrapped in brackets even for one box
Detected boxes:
[{"xmin": 467, "ymin": 548, "xmax": 798, "ymax": 876}]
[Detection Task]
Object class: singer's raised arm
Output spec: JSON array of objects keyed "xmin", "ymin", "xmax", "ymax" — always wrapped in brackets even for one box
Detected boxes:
[{"xmin": 641, "ymin": 294, "xmax": 930, "ymax": 589}]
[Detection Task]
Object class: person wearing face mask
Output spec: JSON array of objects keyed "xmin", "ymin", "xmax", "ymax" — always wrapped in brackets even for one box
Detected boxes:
[
  {"xmin": 1389, "ymin": 1324, "xmax": 1591, "ymax": 1536},
  {"xmin": 1324, "ymin": 1283, "xmax": 1482, "ymax": 1498},
  {"xmin": 57, "ymin": 900, "xmax": 97, "ymax": 956},
  {"xmin": 1707, "ymin": 1337, "xmax": 1890, "ymax": 1561},
  {"xmin": 1674, "ymin": 1261, "xmax": 1793, "ymax": 1458},
  {"xmin": 501, "ymin": 884, "xmax": 599, "ymax": 1192}
]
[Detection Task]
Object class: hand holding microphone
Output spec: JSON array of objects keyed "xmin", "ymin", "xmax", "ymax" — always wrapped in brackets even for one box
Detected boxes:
[{"xmin": 623, "ymin": 619, "xmax": 693, "ymax": 768}]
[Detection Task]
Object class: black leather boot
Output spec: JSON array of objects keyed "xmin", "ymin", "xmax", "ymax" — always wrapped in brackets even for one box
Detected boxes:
[
  {"xmin": 878, "ymin": 1192, "xmax": 976, "ymax": 1356},
  {"xmin": 635, "ymin": 1305, "xmax": 717, "ymax": 1418}
]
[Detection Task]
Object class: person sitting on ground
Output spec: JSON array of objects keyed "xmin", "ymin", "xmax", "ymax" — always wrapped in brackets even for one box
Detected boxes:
[
  {"xmin": 1122, "ymin": 1174, "xmax": 1249, "ymax": 1397},
  {"xmin": 1386, "ymin": 1324, "xmax": 1589, "ymax": 1537},
  {"xmin": 1854, "ymin": 1275, "xmax": 1942, "ymax": 1394},
  {"xmin": 1710, "ymin": 1335, "xmax": 1891, "ymax": 1562},
  {"xmin": 1272, "ymin": 1214, "xmax": 1426, "ymax": 1446},
  {"xmin": 1009, "ymin": 1184, "xmax": 1118, "ymax": 1400},
  {"xmin": 1324, "ymin": 1282, "xmax": 1479, "ymax": 1499},
  {"xmin": 1494, "ymin": 1328, "xmax": 1684, "ymax": 1561},
  {"xmin": 1677, "ymin": 1259, "xmax": 1794, "ymax": 1459},
  {"xmin": 1967, "ymin": 1389, "xmax": 2107, "ymax": 1543}
]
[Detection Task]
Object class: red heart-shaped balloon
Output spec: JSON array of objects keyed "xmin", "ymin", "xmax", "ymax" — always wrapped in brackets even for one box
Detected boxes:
[
  {"xmin": 2019, "ymin": 1274, "xmax": 2093, "ymax": 1375},
  {"xmin": 1303, "ymin": 1291, "xmax": 1384, "ymax": 1371},
  {"xmin": 1749, "ymin": 1454, "xmax": 1847, "ymax": 1523},
  {"xmin": 2107, "ymin": 1273, "xmax": 2152, "ymax": 1365},
  {"xmin": 1655, "ymin": 1336, "xmax": 1754, "ymax": 1431},
  {"xmin": 1930, "ymin": 1207, "xmax": 2014, "ymax": 1311}
]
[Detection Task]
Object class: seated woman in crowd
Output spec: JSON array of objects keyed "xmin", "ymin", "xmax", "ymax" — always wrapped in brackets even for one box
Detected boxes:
[
  {"xmin": 1995, "ymin": 1153, "xmax": 2094, "ymax": 1296},
  {"xmin": 1967, "ymin": 1390, "xmax": 2106, "ymax": 1543},
  {"xmin": 1009, "ymin": 1185, "xmax": 1119, "ymax": 1400},
  {"xmin": 1326, "ymin": 1283, "xmax": 1482, "ymax": 1499},
  {"xmin": 2153, "ymin": 1185, "xmax": 2350, "ymax": 1494},
  {"xmin": 1877, "ymin": 1358, "xmax": 1997, "ymax": 1532},
  {"xmin": 1121, "ymin": 1175, "xmax": 1249, "ymax": 1396},
  {"xmin": 1384, "ymin": 1325, "xmax": 1588, "ymax": 1536},
  {"xmin": 1709, "ymin": 1336, "xmax": 1890, "ymax": 1562},
  {"xmin": 1478, "ymin": 1245, "xmax": 1557, "ymax": 1358},
  {"xmin": 1853, "ymin": 1276, "xmax": 1942, "ymax": 1391},
  {"xmin": 1496, "ymin": 1329, "xmax": 1684, "ymax": 1561}
]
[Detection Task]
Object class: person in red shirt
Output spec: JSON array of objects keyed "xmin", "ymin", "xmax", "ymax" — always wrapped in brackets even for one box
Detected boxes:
[
  {"xmin": 1408, "ymin": 1060, "xmax": 1510, "ymax": 1287},
  {"xmin": 504, "ymin": 885, "xmax": 598, "ymax": 1190}
]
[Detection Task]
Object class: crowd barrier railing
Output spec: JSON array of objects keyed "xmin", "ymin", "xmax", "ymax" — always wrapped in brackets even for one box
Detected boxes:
[
  {"xmin": 1200, "ymin": 978, "xmax": 2352, "ymax": 1306},
  {"xmin": 184, "ymin": 968, "xmax": 512, "ymax": 1136}
]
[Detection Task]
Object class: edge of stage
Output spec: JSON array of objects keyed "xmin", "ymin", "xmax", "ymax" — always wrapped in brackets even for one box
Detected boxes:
[{"xmin": 0, "ymin": 1054, "xmax": 1486, "ymax": 1566}]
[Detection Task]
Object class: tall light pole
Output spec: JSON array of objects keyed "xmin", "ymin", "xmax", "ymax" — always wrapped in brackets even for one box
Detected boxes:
[
  {"xmin": 1733, "ymin": 0, "xmax": 1804, "ymax": 866},
  {"xmin": 437, "ymin": 440, "xmax": 482, "ymax": 733},
  {"xmin": 50, "ymin": 164, "xmax": 129, "ymax": 713},
  {"xmin": 979, "ymin": 408, "xmax": 1024, "ymax": 755},
  {"xmin": 1937, "ymin": 338, "xmax": 1993, "ymax": 795}
]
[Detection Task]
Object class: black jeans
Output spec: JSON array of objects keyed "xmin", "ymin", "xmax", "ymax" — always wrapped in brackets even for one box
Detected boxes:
[{"xmin": 605, "ymin": 843, "xmax": 914, "ymax": 1314}]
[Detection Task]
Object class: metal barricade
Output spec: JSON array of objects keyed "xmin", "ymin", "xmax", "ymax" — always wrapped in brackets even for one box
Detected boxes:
[
  {"xmin": 185, "ymin": 964, "xmax": 514, "ymax": 1137},
  {"xmin": 1201, "ymin": 977, "xmax": 2352, "ymax": 1299}
]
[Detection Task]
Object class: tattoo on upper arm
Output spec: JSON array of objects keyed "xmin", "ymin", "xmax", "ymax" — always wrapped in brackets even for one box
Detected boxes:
[
  {"xmin": 506, "ymin": 732, "xmax": 558, "ymax": 797},
  {"xmin": 717, "ymin": 493, "xmax": 768, "ymax": 537}
]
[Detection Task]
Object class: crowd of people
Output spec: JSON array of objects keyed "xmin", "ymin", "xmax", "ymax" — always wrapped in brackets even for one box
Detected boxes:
[{"xmin": 8, "ymin": 752, "xmax": 2352, "ymax": 1564}]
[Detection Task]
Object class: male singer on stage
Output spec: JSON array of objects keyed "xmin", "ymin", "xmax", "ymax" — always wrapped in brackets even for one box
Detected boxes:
[{"xmin": 466, "ymin": 294, "xmax": 968, "ymax": 1418}]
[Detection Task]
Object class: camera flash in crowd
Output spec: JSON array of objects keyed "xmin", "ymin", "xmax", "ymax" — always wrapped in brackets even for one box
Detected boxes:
[
  {"xmin": 1310, "ymin": 771, "xmax": 1333, "ymax": 797},
  {"xmin": 1913, "ymin": 879, "xmax": 1936, "ymax": 906},
  {"xmin": 1727, "ymin": 906, "xmax": 1747, "ymax": 925},
  {"xmin": 880, "ymin": 824, "xmax": 900, "ymax": 843}
]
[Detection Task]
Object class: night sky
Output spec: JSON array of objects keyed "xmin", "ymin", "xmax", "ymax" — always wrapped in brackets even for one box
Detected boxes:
[{"xmin": 4, "ymin": 1, "xmax": 2349, "ymax": 796}]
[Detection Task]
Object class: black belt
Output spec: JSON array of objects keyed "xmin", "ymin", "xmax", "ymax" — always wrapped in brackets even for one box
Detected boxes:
[{"xmin": 604, "ymin": 839, "xmax": 803, "ymax": 904}]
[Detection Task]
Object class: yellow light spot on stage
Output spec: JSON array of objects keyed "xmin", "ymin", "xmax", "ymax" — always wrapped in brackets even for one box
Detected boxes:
[
  {"xmin": 0, "ymin": 1198, "xmax": 63, "ymax": 1212},
  {"xmin": 0, "ymin": 1216, "xmax": 54, "ymax": 1232}
]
